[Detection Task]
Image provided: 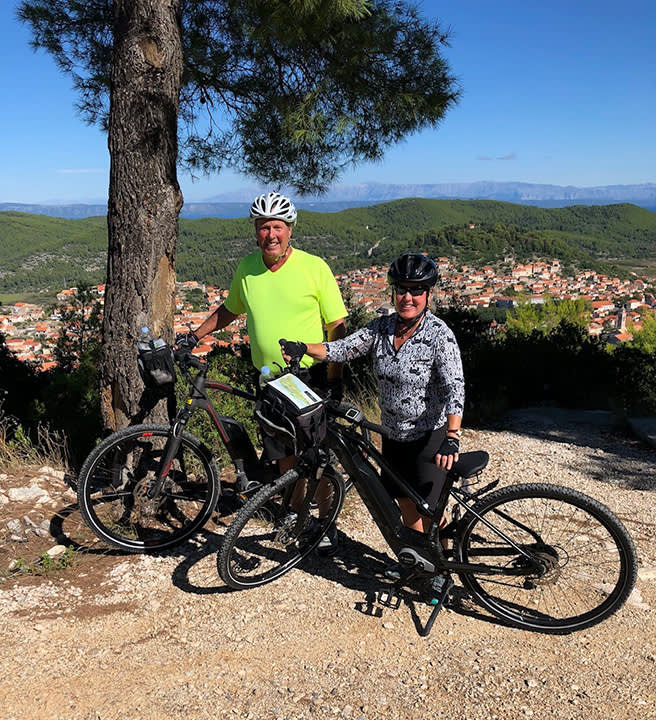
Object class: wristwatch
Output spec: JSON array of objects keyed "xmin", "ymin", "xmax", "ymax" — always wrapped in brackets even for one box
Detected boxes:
[{"xmin": 446, "ymin": 428, "xmax": 462, "ymax": 437}]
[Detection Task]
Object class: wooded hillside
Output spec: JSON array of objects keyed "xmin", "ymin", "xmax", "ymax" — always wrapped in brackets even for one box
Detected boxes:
[{"xmin": 1, "ymin": 199, "xmax": 655, "ymax": 294}]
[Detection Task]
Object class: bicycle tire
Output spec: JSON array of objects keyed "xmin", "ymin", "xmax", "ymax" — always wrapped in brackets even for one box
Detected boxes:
[
  {"xmin": 455, "ymin": 483, "xmax": 637, "ymax": 633},
  {"xmin": 218, "ymin": 466, "xmax": 345, "ymax": 589},
  {"xmin": 77, "ymin": 423, "xmax": 220, "ymax": 552}
]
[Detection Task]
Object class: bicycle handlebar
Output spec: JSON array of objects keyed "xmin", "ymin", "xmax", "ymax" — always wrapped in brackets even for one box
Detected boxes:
[
  {"xmin": 173, "ymin": 346, "xmax": 205, "ymax": 370},
  {"xmin": 327, "ymin": 400, "xmax": 389, "ymax": 437}
]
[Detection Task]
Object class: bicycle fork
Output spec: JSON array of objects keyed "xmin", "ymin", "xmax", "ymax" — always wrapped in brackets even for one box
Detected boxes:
[
  {"xmin": 288, "ymin": 448, "xmax": 331, "ymax": 535},
  {"xmin": 145, "ymin": 416, "xmax": 189, "ymax": 501}
]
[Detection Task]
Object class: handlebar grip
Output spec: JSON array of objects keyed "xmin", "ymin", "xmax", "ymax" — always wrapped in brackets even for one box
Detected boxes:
[
  {"xmin": 173, "ymin": 348, "xmax": 204, "ymax": 369},
  {"xmin": 327, "ymin": 401, "xmax": 389, "ymax": 437}
]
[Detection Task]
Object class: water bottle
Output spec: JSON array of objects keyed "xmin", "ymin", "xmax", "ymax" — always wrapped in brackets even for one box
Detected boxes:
[
  {"xmin": 258, "ymin": 365, "xmax": 274, "ymax": 389},
  {"xmin": 137, "ymin": 326, "xmax": 153, "ymax": 352}
]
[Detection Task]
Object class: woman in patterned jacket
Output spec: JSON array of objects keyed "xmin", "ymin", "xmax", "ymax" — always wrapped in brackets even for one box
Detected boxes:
[{"xmin": 281, "ymin": 253, "xmax": 465, "ymax": 541}]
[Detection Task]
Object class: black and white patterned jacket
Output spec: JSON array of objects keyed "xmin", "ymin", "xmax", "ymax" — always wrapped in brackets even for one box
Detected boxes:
[{"xmin": 324, "ymin": 311, "xmax": 465, "ymax": 441}]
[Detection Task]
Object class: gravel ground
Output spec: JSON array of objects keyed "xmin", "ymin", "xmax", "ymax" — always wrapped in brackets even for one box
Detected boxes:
[{"xmin": 1, "ymin": 410, "xmax": 655, "ymax": 720}]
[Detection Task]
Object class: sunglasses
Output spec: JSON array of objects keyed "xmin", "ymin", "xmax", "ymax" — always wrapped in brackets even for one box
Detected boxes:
[{"xmin": 393, "ymin": 284, "xmax": 428, "ymax": 297}]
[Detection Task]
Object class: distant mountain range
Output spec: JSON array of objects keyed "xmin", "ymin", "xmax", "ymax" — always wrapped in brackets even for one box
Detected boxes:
[{"xmin": 2, "ymin": 181, "xmax": 655, "ymax": 219}]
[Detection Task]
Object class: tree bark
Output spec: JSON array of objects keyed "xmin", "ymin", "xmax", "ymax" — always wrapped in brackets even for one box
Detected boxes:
[{"xmin": 101, "ymin": 0, "xmax": 184, "ymax": 431}]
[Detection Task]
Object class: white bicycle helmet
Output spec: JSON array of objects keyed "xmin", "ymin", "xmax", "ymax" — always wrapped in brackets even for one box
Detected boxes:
[{"xmin": 249, "ymin": 192, "xmax": 297, "ymax": 226}]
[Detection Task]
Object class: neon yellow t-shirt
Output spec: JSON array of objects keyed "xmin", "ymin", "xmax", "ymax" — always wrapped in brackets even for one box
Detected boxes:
[{"xmin": 224, "ymin": 248, "xmax": 347, "ymax": 371}]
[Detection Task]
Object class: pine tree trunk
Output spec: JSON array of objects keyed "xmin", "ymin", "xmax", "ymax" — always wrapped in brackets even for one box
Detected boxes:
[{"xmin": 100, "ymin": 0, "xmax": 183, "ymax": 431}]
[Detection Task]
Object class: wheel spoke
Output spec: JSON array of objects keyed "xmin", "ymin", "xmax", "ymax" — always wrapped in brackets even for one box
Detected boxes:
[
  {"xmin": 77, "ymin": 425, "xmax": 219, "ymax": 552},
  {"xmin": 218, "ymin": 467, "xmax": 345, "ymax": 589},
  {"xmin": 456, "ymin": 483, "xmax": 637, "ymax": 632}
]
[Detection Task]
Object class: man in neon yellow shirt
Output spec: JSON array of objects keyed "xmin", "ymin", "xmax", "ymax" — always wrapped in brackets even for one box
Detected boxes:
[
  {"xmin": 183, "ymin": 192, "xmax": 347, "ymax": 554},
  {"xmin": 190, "ymin": 191, "xmax": 347, "ymax": 383}
]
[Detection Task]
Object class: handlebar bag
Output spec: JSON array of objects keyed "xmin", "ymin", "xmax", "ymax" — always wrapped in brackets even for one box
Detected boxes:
[
  {"xmin": 137, "ymin": 342, "xmax": 177, "ymax": 388},
  {"xmin": 255, "ymin": 373, "xmax": 327, "ymax": 454}
]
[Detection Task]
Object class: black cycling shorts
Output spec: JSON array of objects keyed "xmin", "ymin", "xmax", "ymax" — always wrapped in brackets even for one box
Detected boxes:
[{"xmin": 380, "ymin": 427, "xmax": 448, "ymax": 511}]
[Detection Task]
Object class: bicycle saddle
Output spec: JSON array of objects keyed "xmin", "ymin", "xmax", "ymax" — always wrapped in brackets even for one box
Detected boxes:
[{"xmin": 449, "ymin": 450, "xmax": 489, "ymax": 479}]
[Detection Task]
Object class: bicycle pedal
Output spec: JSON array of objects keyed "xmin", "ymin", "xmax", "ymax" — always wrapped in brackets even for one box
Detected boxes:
[{"xmin": 377, "ymin": 587, "xmax": 402, "ymax": 609}]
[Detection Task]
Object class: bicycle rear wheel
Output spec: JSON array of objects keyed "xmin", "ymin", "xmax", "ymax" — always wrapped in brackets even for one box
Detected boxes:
[
  {"xmin": 77, "ymin": 424, "xmax": 220, "ymax": 552},
  {"xmin": 218, "ymin": 466, "xmax": 345, "ymax": 589},
  {"xmin": 455, "ymin": 483, "xmax": 637, "ymax": 633}
]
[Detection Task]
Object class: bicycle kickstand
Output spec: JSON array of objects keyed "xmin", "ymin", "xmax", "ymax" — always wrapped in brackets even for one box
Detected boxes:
[{"xmin": 419, "ymin": 576, "xmax": 454, "ymax": 637}]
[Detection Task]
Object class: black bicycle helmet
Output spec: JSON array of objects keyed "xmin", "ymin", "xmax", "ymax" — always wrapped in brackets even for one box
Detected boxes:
[{"xmin": 387, "ymin": 253, "xmax": 438, "ymax": 287}]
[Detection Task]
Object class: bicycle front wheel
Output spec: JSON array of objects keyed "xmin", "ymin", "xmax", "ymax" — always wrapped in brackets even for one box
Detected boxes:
[
  {"xmin": 77, "ymin": 424, "xmax": 220, "ymax": 552},
  {"xmin": 455, "ymin": 483, "xmax": 637, "ymax": 633},
  {"xmin": 218, "ymin": 467, "xmax": 345, "ymax": 589}
]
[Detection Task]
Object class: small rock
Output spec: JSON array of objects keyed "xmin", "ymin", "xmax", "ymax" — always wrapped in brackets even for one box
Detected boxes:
[
  {"xmin": 7, "ymin": 518, "xmax": 23, "ymax": 532},
  {"xmin": 46, "ymin": 545, "xmax": 67, "ymax": 558},
  {"xmin": 626, "ymin": 587, "xmax": 650, "ymax": 610},
  {"xmin": 8, "ymin": 486, "xmax": 49, "ymax": 502},
  {"xmin": 39, "ymin": 466, "xmax": 66, "ymax": 481}
]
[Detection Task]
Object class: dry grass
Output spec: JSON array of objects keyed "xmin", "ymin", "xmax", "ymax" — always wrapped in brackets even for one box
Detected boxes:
[{"xmin": 0, "ymin": 417, "xmax": 68, "ymax": 473}]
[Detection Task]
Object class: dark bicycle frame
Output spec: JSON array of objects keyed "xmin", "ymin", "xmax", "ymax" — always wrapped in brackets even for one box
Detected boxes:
[
  {"xmin": 325, "ymin": 404, "xmax": 545, "ymax": 582},
  {"xmin": 146, "ymin": 353, "xmax": 260, "ymax": 501}
]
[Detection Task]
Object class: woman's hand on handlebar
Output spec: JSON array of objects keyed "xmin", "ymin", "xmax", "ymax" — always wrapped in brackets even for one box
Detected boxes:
[{"xmin": 279, "ymin": 339, "xmax": 307, "ymax": 365}]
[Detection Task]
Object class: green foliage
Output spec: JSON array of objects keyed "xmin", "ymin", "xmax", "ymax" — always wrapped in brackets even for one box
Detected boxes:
[
  {"xmin": 0, "ymin": 329, "xmax": 101, "ymax": 468},
  {"xmin": 339, "ymin": 280, "xmax": 378, "ymax": 398},
  {"xmin": 52, "ymin": 283, "xmax": 103, "ymax": 368},
  {"xmin": 11, "ymin": 546, "xmax": 78, "ymax": 576},
  {"xmin": 18, "ymin": 0, "xmax": 459, "ymax": 194},
  {"xmin": 0, "ymin": 212, "xmax": 106, "ymax": 293},
  {"xmin": 506, "ymin": 296, "xmax": 590, "ymax": 335},
  {"xmin": 3, "ymin": 200, "xmax": 656, "ymax": 294},
  {"xmin": 36, "ymin": 347, "xmax": 102, "ymax": 466},
  {"xmin": 458, "ymin": 320, "xmax": 616, "ymax": 423},
  {"xmin": 628, "ymin": 312, "xmax": 656, "ymax": 354},
  {"xmin": 177, "ymin": 345, "xmax": 259, "ymax": 462},
  {"xmin": 610, "ymin": 344, "xmax": 656, "ymax": 416},
  {"xmin": 184, "ymin": 287, "xmax": 209, "ymax": 312}
]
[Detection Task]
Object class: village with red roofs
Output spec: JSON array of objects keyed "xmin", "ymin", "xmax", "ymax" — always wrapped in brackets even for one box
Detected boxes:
[{"xmin": 1, "ymin": 256, "xmax": 654, "ymax": 370}]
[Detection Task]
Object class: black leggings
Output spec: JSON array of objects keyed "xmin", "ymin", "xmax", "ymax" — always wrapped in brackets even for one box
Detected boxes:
[{"xmin": 381, "ymin": 427, "xmax": 448, "ymax": 511}]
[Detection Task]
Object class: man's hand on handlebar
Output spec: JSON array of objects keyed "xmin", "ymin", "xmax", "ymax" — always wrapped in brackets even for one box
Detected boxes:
[
  {"xmin": 279, "ymin": 339, "xmax": 307, "ymax": 365},
  {"xmin": 175, "ymin": 331, "xmax": 199, "ymax": 351}
]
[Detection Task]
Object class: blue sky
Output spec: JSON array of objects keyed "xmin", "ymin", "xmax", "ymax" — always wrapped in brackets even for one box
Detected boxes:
[{"xmin": 1, "ymin": 0, "xmax": 654, "ymax": 204}]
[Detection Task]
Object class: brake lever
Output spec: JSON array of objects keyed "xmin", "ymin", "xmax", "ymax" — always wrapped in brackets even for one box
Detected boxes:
[{"xmin": 173, "ymin": 347, "xmax": 204, "ymax": 370}]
